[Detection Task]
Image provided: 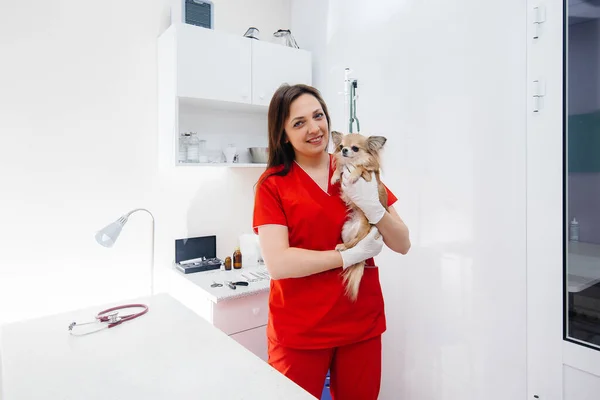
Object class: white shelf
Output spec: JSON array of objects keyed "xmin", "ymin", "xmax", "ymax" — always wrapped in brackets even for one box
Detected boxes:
[
  {"xmin": 177, "ymin": 163, "xmax": 267, "ymax": 168},
  {"xmin": 179, "ymin": 96, "xmax": 267, "ymax": 114}
]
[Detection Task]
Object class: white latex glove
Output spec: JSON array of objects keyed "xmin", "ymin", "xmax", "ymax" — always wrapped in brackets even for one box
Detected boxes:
[
  {"xmin": 338, "ymin": 227, "xmax": 384, "ymax": 269},
  {"xmin": 342, "ymin": 166, "xmax": 386, "ymax": 224}
]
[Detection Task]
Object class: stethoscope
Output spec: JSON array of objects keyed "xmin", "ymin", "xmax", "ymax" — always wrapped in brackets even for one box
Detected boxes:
[{"xmin": 68, "ymin": 303, "xmax": 148, "ymax": 336}]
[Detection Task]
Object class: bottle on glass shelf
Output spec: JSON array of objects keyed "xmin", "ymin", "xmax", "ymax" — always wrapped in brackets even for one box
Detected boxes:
[
  {"xmin": 186, "ymin": 132, "xmax": 200, "ymax": 163},
  {"xmin": 570, "ymin": 217, "xmax": 580, "ymax": 242},
  {"xmin": 179, "ymin": 133, "xmax": 190, "ymax": 163}
]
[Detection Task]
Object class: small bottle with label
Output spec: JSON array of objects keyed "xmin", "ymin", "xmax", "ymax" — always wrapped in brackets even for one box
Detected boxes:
[
  {"xmin": 224, "ymin": 256, "xmax": 232, "ymax": 271},
  {"xmin": 233, "ymin": 247, "xmax": 242, "ymax": 269},
  {"xmin": 570, "ymin": 217, "xmax": 580, "ymax": 242}
]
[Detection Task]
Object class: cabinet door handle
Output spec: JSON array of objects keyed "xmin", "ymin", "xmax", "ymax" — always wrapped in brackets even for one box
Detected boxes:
[{"xmin": 252, "ymin": 307, "xmax": 260, "ymax": 316}]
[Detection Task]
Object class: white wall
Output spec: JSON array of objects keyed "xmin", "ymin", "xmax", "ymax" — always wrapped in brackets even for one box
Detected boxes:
[
  {"xmin": 0, "ymin": 0, "xmax": 290, "ymax": 325},
  {"xmin": 205, "ymin": 0, "xmax": 291, "ymax": 44},
  {"xmin": 293, "ymin": 0, "xmax": 527, "ymax": 398}
]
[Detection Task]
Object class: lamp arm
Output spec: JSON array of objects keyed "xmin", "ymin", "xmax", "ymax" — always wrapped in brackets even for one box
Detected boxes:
[
  {"xmin": 124, "ymin": 208, "xmax": 155, "ymax": 295},
  {"xmin": 125, "ymin": 208, "xmax": 154, "ymax": 220}
]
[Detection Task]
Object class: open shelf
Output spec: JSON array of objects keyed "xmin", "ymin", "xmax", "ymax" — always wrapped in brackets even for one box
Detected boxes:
[{"xmin": 178, "ymin": 96, "xmax": 268, "ymax": 114}]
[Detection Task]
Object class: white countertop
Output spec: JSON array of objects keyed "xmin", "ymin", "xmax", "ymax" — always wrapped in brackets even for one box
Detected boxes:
[
  {"xmin": 171, "ymin": 263, "xmax": 271, "ymax": 303},
  {"xmin": 0, "ymin": 293, "xmax": 313, "ymax": 400},
  {"xmin": 568, "ymin": 241, "xmax": 600, "ymax": 292},
  {"xmin": 568, "ymin": 241, "xmax": 600, "ymax": 258}
]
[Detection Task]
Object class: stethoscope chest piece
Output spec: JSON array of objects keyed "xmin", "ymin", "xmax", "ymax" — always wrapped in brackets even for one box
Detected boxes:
[{"xmin": 105, "ymin": 311, "xmax": 120, "ymax": 324}]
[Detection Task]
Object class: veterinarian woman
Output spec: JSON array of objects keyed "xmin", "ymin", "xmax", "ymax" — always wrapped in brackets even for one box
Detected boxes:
[{"xmin": 253, "ymin": 84, "xmax": 410, "ymax": 399}]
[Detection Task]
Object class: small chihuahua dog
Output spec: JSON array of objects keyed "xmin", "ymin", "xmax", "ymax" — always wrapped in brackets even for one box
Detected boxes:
[{"xmin": 330, "ymin": 131, "xmax": 388, "ymax": 301}]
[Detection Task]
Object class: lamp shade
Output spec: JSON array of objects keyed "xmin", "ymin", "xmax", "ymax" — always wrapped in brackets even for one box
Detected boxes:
[
  {"xmin": 95, "ymin": 217, "xmax": 127, "ymax": 248},
  {"xmin": 94, "ymin": 209, "xmax": 154, "ymax": 295}
]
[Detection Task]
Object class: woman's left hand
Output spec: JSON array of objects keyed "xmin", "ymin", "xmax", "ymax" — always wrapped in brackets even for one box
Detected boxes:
[{"xmin": 342, "ymin": 166, "xmax": 386, "ymax": 224}]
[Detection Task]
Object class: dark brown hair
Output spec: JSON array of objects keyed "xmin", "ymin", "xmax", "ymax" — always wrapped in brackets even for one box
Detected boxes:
[{"xmin": 264, "ymin": 83, "xmax": 331, "ymax": 179}]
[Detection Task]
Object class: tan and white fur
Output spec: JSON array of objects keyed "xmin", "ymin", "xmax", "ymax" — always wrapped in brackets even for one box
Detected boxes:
[{"xmin": 330, "ymin": 131, "xmax": 388, "ymax": 301}]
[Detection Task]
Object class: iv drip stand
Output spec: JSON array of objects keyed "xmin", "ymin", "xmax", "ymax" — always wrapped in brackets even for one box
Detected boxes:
[{"xmin": 344, "ymin": 68, "xmax": 360, "ymax": 133}]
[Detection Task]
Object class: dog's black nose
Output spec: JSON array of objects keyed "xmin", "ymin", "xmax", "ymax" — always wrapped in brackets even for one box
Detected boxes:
[{"xmin": 342, "ymin": 148, "xmax": 348, "ymax": 156}]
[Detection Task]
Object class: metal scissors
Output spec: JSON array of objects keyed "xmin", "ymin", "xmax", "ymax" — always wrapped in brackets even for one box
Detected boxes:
[{"xmin": 211, "ymin": 280, "xmax": 248, "ymax": 289}]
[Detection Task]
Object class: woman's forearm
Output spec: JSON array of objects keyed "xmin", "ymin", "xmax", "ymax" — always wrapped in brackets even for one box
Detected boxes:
[
  {"xmin": 265, "ymin": 248, "xmax": 343, "ymax": 280},
  {"xmin": 376, "ymin": 207, "xmax": 411, "ymax": 254}
]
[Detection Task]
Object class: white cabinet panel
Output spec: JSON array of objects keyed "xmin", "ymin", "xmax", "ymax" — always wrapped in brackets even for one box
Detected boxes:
[
  {"xmin": 177, "ymin": 24, "xmax": 252, "ymax": 104},
  {"xmin": 230, "ymin": 325, "xmax": 268, "ymax": 362},
  {"xmin": 212, "ymin": 291, "xmax": 269, "ymax": 335},
  {"xmin": 564, "ymin": 365, "xmax": 600, "ymax": 400},
  {"xmin": 251, "ymin": 40, "xmax": 312, "ymax": 106}
]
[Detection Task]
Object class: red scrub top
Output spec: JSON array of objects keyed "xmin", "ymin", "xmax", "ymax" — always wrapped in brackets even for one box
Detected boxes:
[{"xmin": 253, "ymin": 154, "xmax": 398, "ymax": 349}]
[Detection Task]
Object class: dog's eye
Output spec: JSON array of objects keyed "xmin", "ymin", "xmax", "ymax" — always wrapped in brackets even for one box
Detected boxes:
[
  {"xmin": 351, "ymin": 146, "xmax": 359, "ymax": 152},
  {"xmin": 338, "ymin": 144, "xmax": 343, "ymax": 150}
]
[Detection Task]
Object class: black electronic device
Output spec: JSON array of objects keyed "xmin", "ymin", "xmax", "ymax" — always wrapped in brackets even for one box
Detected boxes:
[{"xmin": 174, "ymin": 235, "xmax": 221, "ymax": 273}]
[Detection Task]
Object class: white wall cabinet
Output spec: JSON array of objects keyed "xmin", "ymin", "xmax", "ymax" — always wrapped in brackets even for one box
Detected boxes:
[
  {"xmin": 251, "ymin": 39, "xmax": 312, "ymax": 106},
  {"xmin": 158, "ymin": 23, "xmax": 312, "ymax": 168},
  {"xmin": 177, "ymin": 24, "xmax": 252, "ymax": 104},
  {"xmin": 159, "ymin": 23, "xmax": 311, "ymax": 107}
]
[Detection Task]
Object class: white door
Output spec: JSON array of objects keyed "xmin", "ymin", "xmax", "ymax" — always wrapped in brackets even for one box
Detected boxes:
[
  {"xmin": 251, "ymin": 40, "xmax": 312, "ymax": 107},
  {"xmin": 527, "ymin": 1, "xmax": 600, "ymax": 399},
  {"xmin": 177, "ymin": 24, "xmax": 252, "ymax": 104}
]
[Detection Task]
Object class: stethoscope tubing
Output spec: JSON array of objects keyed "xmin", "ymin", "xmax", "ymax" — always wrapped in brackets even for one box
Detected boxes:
[
  {"xmin": 68, "ymin": 303, "xmax": 149, "ymax": 335},
  {"xmin": 97, "ymin": 303, "xmax": 149, "ymax": 328}
]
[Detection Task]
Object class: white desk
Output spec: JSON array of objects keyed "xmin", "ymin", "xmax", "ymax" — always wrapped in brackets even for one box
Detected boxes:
[
  {"xmin": 171, "ymin": 263, "xmax": 271, "ymax": 304},
  {"xmin": 0, "ymin": 293, "xmax": 314, "ymax": 400}
]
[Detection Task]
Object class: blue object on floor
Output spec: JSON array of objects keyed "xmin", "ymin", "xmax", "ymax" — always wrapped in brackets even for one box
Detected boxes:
[{"xmin": 321, "ymin": 370, "xmax": 332, "ymax": 400}]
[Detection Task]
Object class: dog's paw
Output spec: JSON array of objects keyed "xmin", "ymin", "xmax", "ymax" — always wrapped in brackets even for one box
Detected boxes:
[
  {"xmin": 335, "ymin": 243, "xmax": 347, "ymax": 251},
  {"xmin": 331, "ymin": 175, "xmax": 340, "ymax": 185},
  {"xmin": 362, "ymin": 170, "xmax": 372, "ymax": 182},
  {"xmin": 348, "ymin": 175, "xmax": 359, "ymax": 184}
]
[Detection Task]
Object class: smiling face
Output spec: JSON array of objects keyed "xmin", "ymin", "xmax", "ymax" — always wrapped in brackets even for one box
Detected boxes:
[{"xmin": 284, "ymin": 94, "xmax": 330, "ymax": 162}]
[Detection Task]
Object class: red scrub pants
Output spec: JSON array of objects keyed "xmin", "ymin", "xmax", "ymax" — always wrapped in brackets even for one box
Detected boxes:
[{"xmin": 268, "ymin": 335, "xmax": 382, "ymax": 400}]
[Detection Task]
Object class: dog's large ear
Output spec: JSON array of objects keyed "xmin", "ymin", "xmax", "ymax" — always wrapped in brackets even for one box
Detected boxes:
[
  {"xmin": 367, "ymin": 136, "xmax": 387, "ymax": 152},
  {"xmin": 331, "ymin": 131, "xmax": 344, "ymax": 149}
]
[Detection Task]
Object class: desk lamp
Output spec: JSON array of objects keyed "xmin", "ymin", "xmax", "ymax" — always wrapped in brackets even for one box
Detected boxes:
[{"xmin": 95, "ymin": 208, "xmax": 155, "ymax": 295}]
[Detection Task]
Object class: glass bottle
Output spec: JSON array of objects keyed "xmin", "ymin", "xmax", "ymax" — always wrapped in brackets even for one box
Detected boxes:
[
  {"xmin": 179, "ymin": 133, "xmax": 190, "ymax": 163},
  {"xmin": 187, "ymin": 132, "xmax": 200, "ymax": 163},
  {"xmin": 224, "ymin": 256, "xmax": 232, "ymax": 271},
  {"xmin": 233, "ymin": 247, "xmax": 242, "ymax": 269},
  {"xmin": 198, "ymin": 139, "xmax": 208, "ymax": 163}
]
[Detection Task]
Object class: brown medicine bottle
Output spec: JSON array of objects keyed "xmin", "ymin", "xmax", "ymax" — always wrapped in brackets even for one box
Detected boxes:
[{"xmin": 233, "ymin": 247, "xmax": 242, "ymax": 269}]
